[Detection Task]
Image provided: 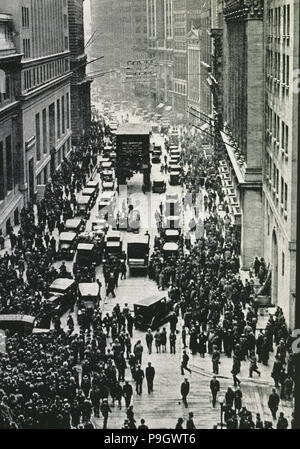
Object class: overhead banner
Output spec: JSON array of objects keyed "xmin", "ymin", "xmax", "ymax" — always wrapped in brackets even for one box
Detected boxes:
[{"xmin": 125, "ymin": 59, "xmax": 157, "ymax": 80}]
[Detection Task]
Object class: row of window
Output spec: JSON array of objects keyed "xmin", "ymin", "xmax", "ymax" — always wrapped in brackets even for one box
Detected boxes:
[
  {"xmin": 22, "ymin": 6, "xmax": 30, "ymax": 28},
  {"xmin": 265, "ymin": 152, "xmax": 288, "ymax": 217},
  {"xmin": 266, "ymin": 50, "xmax": 290, "ymax": 84},
  {"xmin": 268, "ymin": 4, "xmax": 290, "ymax": 37},
  {"xmin": 266, "ymin": 105, "xmax": 289, "ymax": 155},
  {"xmin": 174, "ymin": 81, "xmax": 186, "ymax": 95},
  {"xmin": 35, "ymin": 94, "xmax": 70, "ymax": 162},
  {"xmin": 23, "ymin": 58, "xmax": 70, "ymax": 92},
  {"xmin": 0, "ymin": 136, "xmax": 13, "ymax": 201}
]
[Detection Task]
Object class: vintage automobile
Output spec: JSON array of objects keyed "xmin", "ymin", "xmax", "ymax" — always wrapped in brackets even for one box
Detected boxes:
[
  {"xmin": 166, "ymin": 193, "xmax": 179, "ymax": 201},
  {"xmin": 165, "ymin": 199, "xmax": 181, "ymax": 217},
  {"xmin": 86, "ymin": 180, "xmax": 99, "ymax": 195},
  {"xmin": 0, "ymin": 314, "xmax": 36, "ymax": 335},
  {"xmin": 103, "ymin": 230, "xmax": 123, "ymax": 261},
  {"xmin": 48, "ymin": 278, "xmax": 77, "ymax": 316},
  {"xmin": 73, "ymin": 243, "xmax": 96, "ymax": 281},
  {"xmin": 58, "ymin": 232, "xmax": 77, "ymax": 260},
  {"xmin": 64, "ymin": 218, "xmax": 85, "ymax": 235},
  {"xmin": 127, "ymin": 234, "xmax": 149, "ymax": 272},
  {"xmin": 169, "ymin": 171, "xmax": 180, "ymax": 186},
  {"xmin": 163, "ymin": 215, "xmax": 181, "ymax": 230},
  {"xmin": 78, "ymin": 282, "xmax": 101, "ymax": 313},
  {"xmin": 92, "ymin": 217, "xmax": 109, "ymax": 234},
  {"xmin": 82, "ymin": 187, "xmax": 97, "ymax": 204},
  {"xmin": 163, "ymin": 242, "xmax": 179, "ymax": 260},
  {"xmin": 164, "ymin": 229, "xmax": 181, "ymax": 243},
  {"xmin": 151, "ymin": 149, "xmax": 161, "ymax": 164},
  {"xmin": 101, "ymin": 170, "xmax": 115, "ymax": 191},
  {"xmin": 76, "ymin": 195, "xmax": 92, "ymax": 219},
  {"xmin": 77, "ymin": 231, "xmax": 105, "ymax": 265},
  {"xmin": 169, "ymin": 157, "xmax": 180, "ymax": 168},
  {"xmin": 134, "ymin": 294, "xmax": 174, "ymax": 331},
  {"xmin": 152, "ymin": 178, "xmax": 166, "ymax": 194}
]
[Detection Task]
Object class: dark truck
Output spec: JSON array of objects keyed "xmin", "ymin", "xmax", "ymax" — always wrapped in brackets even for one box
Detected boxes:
[
  {"xmin": 134, "ymin": 294, "xmax": 174, "ymax": 331},
  {"xmin": 127, "ymin": 234, "xmax": 150, "ymax": 273}
]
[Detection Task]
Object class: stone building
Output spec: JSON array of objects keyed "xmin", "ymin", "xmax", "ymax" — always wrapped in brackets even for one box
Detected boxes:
[
  {"xmin": 220, "ymin": 0, "xmax": 264, "ymax": 273},
  {"xmin": 187, "ymin": 26, "xmax": 201, "ymax": 121},
  {"xmin": 0, "ymin": 0, "xmax": 72, "ymax": 230},
  {"xmin": 68, "ymin": 0, "xmax": 92, "ymax": 145},
  {"xmin": 0, "ymin": 11, "xmax": 23, "ymax": 235},
  {"xmin": 262, "ymin": 0, "xmax": 298, "ymax": 328}
]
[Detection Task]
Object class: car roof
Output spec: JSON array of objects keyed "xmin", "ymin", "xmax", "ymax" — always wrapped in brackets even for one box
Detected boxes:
[
  {"xmin": 134, "ymin": 293, "xmax": 167, "ymax": 307},
  {"xmin": 163, "ymin": 242, "xmax": 179, "ymax": 251},
  {"xmin": 59, "ymin": 232, "xmax": 77, "ymax": 241},
  {"xmin": 77, "ymin": 243, "xmax": 94, "ymax": 251},
  {"xmin": 49, "ymin": 278, "xmax": 76, "ymax": 291},
  {"xmin": 78, "ymin": 282, "xmax": 100, "ymax": 296},
  {"xmin": 127, "ymin": 234, "xmax": 149, "ymax": 245},
  {"xmin": 77, "ymin": 196, "xmax": 90, "ymax": 204},
  {"xmin": 65, "ymin": 218, "xmax": 82, "ymax": 228}
]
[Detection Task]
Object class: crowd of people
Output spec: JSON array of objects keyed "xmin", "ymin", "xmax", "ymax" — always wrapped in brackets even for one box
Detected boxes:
[{"xmin": 0, "ymin": 117, "xmax": 295, "ymax": 429}]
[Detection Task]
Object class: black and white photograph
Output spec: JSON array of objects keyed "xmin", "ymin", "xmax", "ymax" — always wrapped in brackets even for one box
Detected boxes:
[{"xmin": 0, "ymin": 0, "xmax": 299, "ymax": 432}]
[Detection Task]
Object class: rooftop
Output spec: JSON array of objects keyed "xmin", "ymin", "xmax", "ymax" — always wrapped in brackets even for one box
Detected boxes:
[{"xmin": 116, "ymin": 122, "xmax": 151, "ymax": 136}]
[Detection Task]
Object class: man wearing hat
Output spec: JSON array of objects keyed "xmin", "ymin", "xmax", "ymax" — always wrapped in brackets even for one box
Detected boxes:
[{"xmin": 100, "ymin": 399, "xmax": 112, "ymax": 429}]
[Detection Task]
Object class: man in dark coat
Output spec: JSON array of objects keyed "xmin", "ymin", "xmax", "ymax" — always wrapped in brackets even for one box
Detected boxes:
[
  {"xmin": 145, "ymin": 362, "xmax": 155, "ymax": 394},
  {"xmin": 122, "ymin": 381, "xmax": 133, "ymax": 408},
  {"xmin": 210, "ymin": 376, "xmax": 220, "ymax": 407},
  {"xmin": 268, "ymin": 388, "xmax": 280, "ymax": 419},
  {"xmin": 100, "ymin": 399, "xmax": 112, "ymax": 429},
  {"xmin": 186, "ymin": 412, "xmax": 196, "ymax": 429},
  {"xmin": 180, "ymin": 378, "xmax": 190, "ymax": 408},
  {"xmin": 135, "ymin": 365, "xmax": 145, "ymax": 396},
  {"xmin": 181, "ymin": 350, "xmax": 191, "ymax": 375}
]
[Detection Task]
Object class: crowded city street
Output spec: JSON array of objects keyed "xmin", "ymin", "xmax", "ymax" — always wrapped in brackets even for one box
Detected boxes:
[{"xmin": 0, "ymin": 101, "xmax": 295, "ymax": 429}]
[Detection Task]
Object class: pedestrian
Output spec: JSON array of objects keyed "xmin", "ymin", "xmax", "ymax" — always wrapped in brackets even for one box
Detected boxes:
[
  {"xmin": 181, "ymin": 350, "xmax": 191, "ymax": 375},
  {"xmin": 133, "ymin": 340, "xmax": 143, "ymax": 365},
  {"xmin": 249, "ymin": 351, "xmax": 261, "ymax": 378},
  {"xmin": 175, "ymin": 417, "xmax": 184, "ymax": 429},
  {"xmin": 212, "ymin": 346, "xmax": 220, "ymax": 374},
  {"xmin": 122, "ymin": 381, "xmax": 133, "ymax": 408},
  {"xmin": 100, "ymin": 399, "xmax": 112, "ymax": 429},
  {"xmin": 135, "ymin": 365, "xmax": 144, "ymax": 396},
  {"xmin": 186, "ymin": 412, "xmax": 196, "ymax": 429},
  {"xmin": 160, "ymin": 328, "xmax": 167, "ymax": 353},
  {"xmin": 169, "ymin": 331, "xmax": 176, "ymax": 354},
  {"xmin": 145, "ymin": 362, "xmax": 155, "ymax": 394},
  {"xmin": 154, "ymin": 330, "xmax": 161, "ymax": 353},
  {"xmin": 277, "ymin": 412, "xmax": 288, "ymax": 429},
  {"xmin": 145, "ymin": 329, "xmax": 153, "ymax": 354},
  {"xmin": 180, "ymin": 378, "xmax": 190, "ymax": 408},
  {"xmin": 210, "ymin": 376, "xmax": 220, "ymax": 407},
  {"xmin": 138, "ymin": 419, "xmax": 148, "ymax": 429},
  {"xmin": 268, "ymin": 388, "xmax": 280, "ymax": 420},
  {"xmin": 234, "ymin": 387, "xmax": 243, "ymax": 412}
]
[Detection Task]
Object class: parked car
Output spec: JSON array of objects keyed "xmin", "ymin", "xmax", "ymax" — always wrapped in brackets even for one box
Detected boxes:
[{"xmin": 134, "ymin": 294, "xmax": 174, "ymax": 331}]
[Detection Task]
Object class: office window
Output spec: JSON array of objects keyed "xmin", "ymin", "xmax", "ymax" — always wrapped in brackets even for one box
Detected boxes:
[
  {"xmin": 64, "ymin": 36, "xmax": 68, "ymax": 50},
  {"xmin": 49, "ymin": 103, "xmax": 55, "ymax": 149},
  {"xmin": 64, "ymin": 14, "xmax": 68, "ymax": 28},
  {"xmin": 66, "ymin": 92, "xmax": 70, "ymax": 129},
  {"xmin": 6, "ymin": 136, "xmax": 13, "ymax": 191},
  {"xmin": 42, "ymin": 108, "xmax": 47, "ymax": 154},
  {"xmin": 3, "ymin": 75, "xmax": 10, "ymax": 100},
  {"xmin": 57, "ymin": 99, "xmax": 61, "ymax": 139},
  {"xmin": 281, "ymin": 176, "xmax": 284, "ymax": 204},
  {"xmin": 22, "ymin": 6, "xmax": 30, "ymax": 28},
  {"xmin": 23, "ymin": 39, "xmax": 31, "ymax": 58},
  {"xmin": 284, "ymin": 183, "xmax": 288, "ymax": 211},
  {"xmin": 276, "ymin": 168, "xmax": 279, "ymax": 193},
  {"xmin": 61, "ymin": 96, "xmax": 65, "ymax": 134},
  {"xmin": 286, "ymin": 4, "xmax": 290, "ymax": 36},
  {"xmin": 35, "ymin": 113, "xmax": 41, "ymax": 161},
  {"xmin": 285, "ymin": 124, "xmax": 289, "ymax": 153},
  {"xmin": 282, "ymin": 252, "xmax": 285, "ymax": 276}
]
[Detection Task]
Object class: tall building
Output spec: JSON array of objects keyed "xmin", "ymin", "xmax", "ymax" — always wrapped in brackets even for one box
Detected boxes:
[
  {"xmin": 68, "ymin": 0, "xmax": 92, "ymax": 144},
  {"xmin": 262, "ymin": 0, "xmax": 298, "ymax": 328},
  {"xmin": 220, "ymin": 0, "xmax": 264, "ymax": 275},
  {"xmin": 0, "ymin": 0, "xmax": 72, "ymax": 232},
  {"xmin": 172, "ymin": 0, "xmax": 187, "ymax": 113},
  {"xmin": 0, "ymin": 11, "xmax": 23, "ymax": 235},
  {"xmin": 187, "ymin": 26, "xmax": 201, "ymax": 119}
]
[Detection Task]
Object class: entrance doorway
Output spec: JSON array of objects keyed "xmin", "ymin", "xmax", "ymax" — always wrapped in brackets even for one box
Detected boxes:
[{"xmin": 271, "ymin": 230, "xmax": 278, "ymax": 305}]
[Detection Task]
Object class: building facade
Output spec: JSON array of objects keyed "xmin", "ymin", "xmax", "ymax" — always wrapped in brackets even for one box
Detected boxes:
[
  {"xmin": 0, "ymin": 0, "xmax": 72, "ymax": 231},
  {"xmin": 262, "ymin": 0, "xmax": 299, "ymax": 328},
  {"xmin": 0, "ymin": 12, "xmax": 23, "ymax": 235},
  {"xmin": 187, "ymin": 26, "xmax": 201, "ymax": 120},
  {"xmin": 68, "ymin": 0, "xmax": 92, "ymax": 144}
]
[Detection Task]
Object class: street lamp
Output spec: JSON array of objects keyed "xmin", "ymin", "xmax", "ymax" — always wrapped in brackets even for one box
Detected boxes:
[{"xmin": 218, "ymin": 396, "xmax": 225, "ymax": 429}]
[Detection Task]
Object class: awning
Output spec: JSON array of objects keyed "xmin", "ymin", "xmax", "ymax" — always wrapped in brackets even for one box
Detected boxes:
[
  {"xmin": 199, "ymin": 123, "xmax": 209, "ymax": 132},
  {"xmin": 164, "ymin": 106, "xmax": 172, "ymax": 112},
  {"xmin": 156, "ymin": 103, "xmax": 164, "ymax": 109},
  {"xmin": 220, "ymin": 131, "xmax": 244, "ymax": 184}
]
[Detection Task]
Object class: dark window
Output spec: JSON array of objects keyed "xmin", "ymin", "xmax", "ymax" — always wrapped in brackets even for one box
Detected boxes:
[
  {"xmin": 66, "ymin": 92, "xmax": 70, "ymax": 129},
  {"xmin": 42, "ymin": 108, "xmax": 47, "ymax": 153},
  {"xmin": 6, "ymin": 136, "xmax": 13, "ymax": 191},
  {"xmin": 35, "ymin": 113, "xmax": 41, "ymax": 161},
  {"xmin": 0, "ymin": 141, "xmax": 4, "ymax": 199},
  {"xmin": 57, "ymin": 99, "xmax": 60, "ymax": 139},
  {"xmin": 22, "ymin": 6, "xmax": 30, "ymax": 28},
  {"xmin": 61, "ymin": 96, "xmax": 65, "ymax": 134}
]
